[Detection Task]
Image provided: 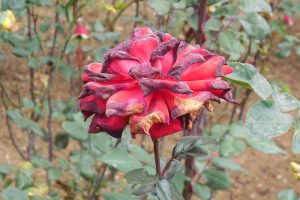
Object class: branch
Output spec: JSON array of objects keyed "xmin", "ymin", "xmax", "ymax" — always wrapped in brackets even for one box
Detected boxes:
[{"xmin": 153, "ymin": 138, "xmax": 162, "ymax": 178}]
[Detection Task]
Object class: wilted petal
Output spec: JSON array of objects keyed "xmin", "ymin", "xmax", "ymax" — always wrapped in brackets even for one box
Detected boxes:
[
  {"xmin": 166, "ymin": 53, "xmax": 205, "ymax": 80},
  {"xmin": 129, "ymin": 93, "xmax": 169, "ymax": 136},
  {"xmin": 151, "ymin": 39, "xmax": 181, "ymax": 74},
  {"xmin": 128, "ymin": 36, "xmax": 159, "ymax": 61},
  {"xmin": 181, "ymin": 56, "xmax": 227, "ymax": 81},
  {"xmin": 139, "ymin": 78, "xmax": 193, "ymax": 96},
  {"xmin": 89, "ymin": 114, "xmax": 128, "ymax": 138},
  {"xmin": 162, "ymin": 90, "xmax": 220, "ymax": 119},
  {"xmin": 79, "ymin": 81, "xmax": 137, "ymax": 100},
  {"xmin": 129, "ymin": 64, "xmax": 162, "ymax": 79},
  {"xmin": 186, "ymin": 79, "xmax": 231, "ymax": 91},
  {"xmin": 78, "ymin": 95, "xmax": 106, "ymax": 120},
  {"xmin": 101, "ymin": 51, "xmax": 140, "ymax": 76},
  {"xmin": 106, "ymin": 87, "xmax": 149, "ymax": 117},
  {"xmin": 149, "ymin": 118, "xmax": 184, "ymax": 139}
]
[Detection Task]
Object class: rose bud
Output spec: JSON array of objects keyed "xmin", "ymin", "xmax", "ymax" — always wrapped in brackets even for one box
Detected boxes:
[
  {"xmin": 78, "ymin": 27, "xmax": 236, "ymax": 139},
  {"xmin": 282, "ymin": 15, "xmax": 293, "ymax": 26},
  {"xmin": 0, "ymin": 10, "xmax": 18, "ymax": 32},
  {"xmin": 246, "ymin": 59, "xmax": 255, "ymax": 65},
  {"xmin": 73, "ymin": 23, "xmax": 89, "ymax": 40}
]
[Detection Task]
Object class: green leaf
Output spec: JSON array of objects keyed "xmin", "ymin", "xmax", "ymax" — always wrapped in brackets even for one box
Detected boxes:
[
  {"xmin": 7, "ymin": 109, "xmax": 46, "ymax": 139},
  {"xmin": 125, "ymin": 168, "xmax": 159, "ymax": 185},
  {"xmin": 211, "ymin": 124, "xmax": 228, "ymax": 138},
  {"xmin": 247, "ymin": 138, "xmax": 285, "ymax": 154},
  {"xmin": 90, "ymin": 133, "xmax": 112, "ymax": 152},
  {"xmin": 228, "ymin": 121, "xmax": 249, "ymax": 140},
  {"xmin": 31, "ymin": 156, "xmax": 52, "ymax": 168},
  {"xmin": 99, "ymin": 148, "xmax": 142, "ymax": 172},
  {"xmin": 164, "ymin": 160, "xmax": 183, "ymax": 180},
  {"xmin": 239, "ymin": 0, "xmax": 272, "ymax": 13},
  {"xmin": 12, "ymin": 47, "xmax": 30, "ymax": 57},
  {"xmin": 131, "ymin": 185, "xmax": 156, "ymax": 196},
  {"xmin": 93, "ymin": 20, "xmax": 105, "ymax": 32},
  {"xmin": 170, "ymin": 182, "xmax": 184, "ymax": 200},
  {"xmin": 48, "ymin": 167, "xmax": 62, "ymax": 181},
  {"xmin": 272, "ymin": 86, "xmax": 300, "ymax": 112},
  {"xmin": 218, "ymin": 31, "xmax": 243, "ymax": 60},
  {"xmin": 128, "ymin": 145, "xmax": 153, "ymax": 163},
  {"xmin": 148, "ymin": 0, "xmax": 171, "ymax": 15},
  {"xmin": 103, "ymin": 192, "xmax": 135, "ymax": 200},
  {"xmin": 212, "ymin": 157, "xmax": 246, "ymax": 172},
  {"xmin": 202, "ymin": 169, "xmax": 231, "ymax": 190},
  {"xmin": 167, "ymin": 10, "xmax": 187, "ymax": 37},
  {"xmin": 219, "ymin": 135, "xmax": 247, "ymax": 157},
  {"xmin": 79, "ymin": 153, "xmax": 96, "ymax": 179},
  {"xmin": 277, "ymin": 189, "xmax": 298, "ymax": 200},
  {"xmin": 62, "ymin": 121, "xmax": 88, "ymax": 141},
  {"xmin": 194, "ymin": 183, "xmax": 211, "ymax": 200},
  {"xmin": 172, "ymin": 136, "xmax": 215, "ymax": 158},
  {"xmin": 39, "ymin": 23, "xmax": 51, "ymax": 32},
  {"xmin": 296, "ymin": 46, "xmax": 300, "ymax": 56},
  {"xmin": 54, "ymin": 133, "xmax": 69, "ymax": 150},
  {"xmin": 1, "ymin": 187, "xmax": 29, "ymax": 200},
  {"xmin": 239, "ymin": 12, "xmax": 271, "ymax": 39},
  {"xmin": 226, "ymin": 62, "xmax": 272, "ymax": 99},
  {"xmin": 156, "ymin": 179, "xmax": 173, "ymax": 200},
  {"xmin": 246, "ymin": 100, "xmax": 294, "ymax": 139},
  {"xmin": 0, "ymin": 164, "xmax": 12, "ymax": 175},
  {"xmin": 16, "ymin": 170, "xmax": 33, "ymax": 189}
]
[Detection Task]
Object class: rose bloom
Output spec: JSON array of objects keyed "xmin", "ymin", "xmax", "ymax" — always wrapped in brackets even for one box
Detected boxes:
[
  {"xmin": 282, "ymin": 15, "xmax": 293, "ymax": 26},
  {"xmin": 78, "ymin": 27, "xmax": 235, "ymax": 139},
  {"xmin": 73, "ymin": 24, "xmax": 89, "ymax": 40}
]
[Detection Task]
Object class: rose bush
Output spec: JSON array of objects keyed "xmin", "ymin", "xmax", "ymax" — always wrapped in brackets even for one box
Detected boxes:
[{"xmin": 78, "ymin": 27, "xmax": 236, "ymax": 139}]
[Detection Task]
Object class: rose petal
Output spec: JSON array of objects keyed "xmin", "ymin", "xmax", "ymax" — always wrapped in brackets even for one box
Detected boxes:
[
  {"xmin": 106, "ymin": 86, "xmax": 149, "ymax": 117},
  {"xmin": 132, "ymin": 27, "xmax": 154, "ymax": 38},
  {"xmin": 162, "ymin": 90, "xmax": 220, "ymax": 119},
  {"xmin": 101, "ymin": 51, "xmax": 140, "ymax": 76},
  {"xmin": 180, "ymin": 56, "xmax": 226, "ymax": 81},
  {"xmin": 138, "ymin": 78, "xmax": 193, "ymax": 96},
  {"xmin": 149, "ymin": 118, "xmax": 184, "ymax": 139},
  {"xmin": 78, "ymin": 95, "xmax": 106, "ymax": 120},
  {"xmin": 129, "ymin": 64, "xmax": 162, "ymax": 79},
  {"xmin": 186, "ymin": 79, "xmax": 231, "ymax": 91},
  {"xmin": 89, "ymin": 114, "xmax": 128, "ymax": 138},
  {"xmin": 166, "ymin": 53, "xmax": 205, "ymax": 80},
  {"xmin": 129, "ymin": 93, "xmax": 169, "ymax": 136},
  {"xmin": 128, "ymin": 36, "xmax": 159, "ymax": 61},
  {"xmin": 79, "ymin": 81, "xmax": 137, "ymax": 100}
]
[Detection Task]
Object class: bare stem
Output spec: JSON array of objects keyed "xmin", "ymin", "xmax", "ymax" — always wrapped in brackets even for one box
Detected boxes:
[
  {"xmin": 153, "ymin": 138, "xmax": 162, "ymax": 178},
  {"xmin": 196, "ymin": 0, "xmax": 208, "ymax": 45}
]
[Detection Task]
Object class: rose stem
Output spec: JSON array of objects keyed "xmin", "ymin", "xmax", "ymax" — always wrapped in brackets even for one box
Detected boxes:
[{"xmin": 152, "ymin": 138, "xmax": 162, "ymax": 178}]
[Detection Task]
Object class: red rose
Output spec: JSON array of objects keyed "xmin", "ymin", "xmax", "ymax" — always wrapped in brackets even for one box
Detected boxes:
[
  {"xmin": 73, "ymin": 24, "xmax": 89, "ymax": 40},
  {"xmin": 282, "ymin": 15, "xmax": 293, "ymax": 26},
  {"xmin": 78, "ymin": 27, "xmax": 235, "ymax": 139}
]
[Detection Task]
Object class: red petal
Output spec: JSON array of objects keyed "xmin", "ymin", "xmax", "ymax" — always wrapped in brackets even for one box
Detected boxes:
[
  {"xmin": 132, "ymin": 27, "xmax": 154, "ymax": 38},
  {"xmin": 89, "ymin": 114, "xmax": 128, "ymax": 138},
  {"xmin": 106, "ymin": 86, "xmax": 148, "ymax": 117},
  {"xmin": 149, "ymin": 118, "xmax": 184, "ymax": 139},
  {"xmin": 222, "ymin": 65, "xmax": 233, "ymax": 75},
  {"xmin": 129, "ymin": 93, "xmax": 169, "ymax": 136},
  {"xmin": 79, "ymin": 81, "xmax": 137, "ymax": 100},
  {"xmin": 151, "ymin": 39, "xmax": 181, "ymax": 74},
  {"xmin": 166, "ymin": 53, "xmax": 205, "ymax": 80},
  {"xmin": 78, "ymin": 95, "xmax": 106, "ymax": 120},
  {"xmin": 186, "ymin": 79, "xmax": 231, "ymax": 91},
  {"xmin": 138, "ymin": 78, "xmax": 193, "ymax": 96},
  {"xmin": 181, "ymin": 56, "xmax": 225, "ymax": 81},
  {"xmin": 128, "ymin": 36, "xmax": 159, "ymax": 61}
]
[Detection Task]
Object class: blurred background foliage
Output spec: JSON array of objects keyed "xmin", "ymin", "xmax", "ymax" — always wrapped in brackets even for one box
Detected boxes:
[{"xmin": 1, "ymin": 0, "xmax": 300, "ymax": 199}]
